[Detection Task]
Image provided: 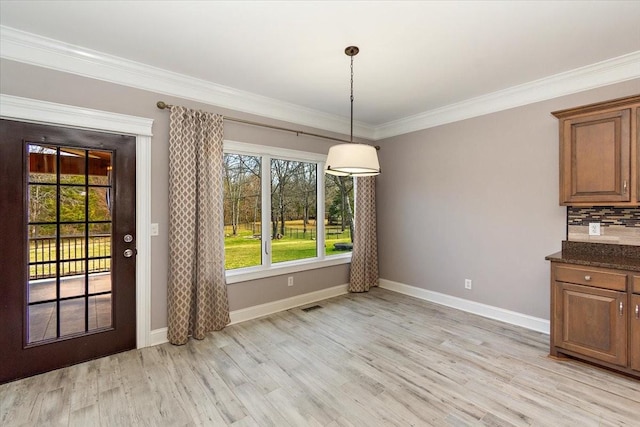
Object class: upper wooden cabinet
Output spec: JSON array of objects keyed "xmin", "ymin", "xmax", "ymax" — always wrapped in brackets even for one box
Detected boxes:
[{"xmin": 553, "ymin": 95, "xmax": 640, "ymax": 206}]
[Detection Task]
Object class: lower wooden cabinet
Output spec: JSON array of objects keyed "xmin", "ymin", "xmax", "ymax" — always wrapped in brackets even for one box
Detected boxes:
[
  {"xmin": 550, "ymin": 264, "xmax": 639, "ymax": 377},
  {"xmin": 632, "ymin": 294, "xmax": 640, "ymax": 372},
  {"xmin": 553, "ymin": 282, "xmax": 627, "ymax": 366}
]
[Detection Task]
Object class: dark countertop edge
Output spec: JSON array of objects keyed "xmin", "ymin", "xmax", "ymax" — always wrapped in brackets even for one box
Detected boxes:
[{"xmin": 545, "ymin": 251, "xmax": 640, "ymax": 272}]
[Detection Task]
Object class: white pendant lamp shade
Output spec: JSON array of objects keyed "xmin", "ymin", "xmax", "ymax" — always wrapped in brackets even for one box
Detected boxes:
[
  {"xmin": 324, "ymin": 46, "xmax": 381, "ymax": 177},
  {"xmin": 325, "ymin": 143, "xmax": 380, "ymax": 176}
]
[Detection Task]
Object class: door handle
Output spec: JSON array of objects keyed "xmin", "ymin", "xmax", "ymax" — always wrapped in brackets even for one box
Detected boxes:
[
  {"xmin": 619, "ymin": 301, "xmax": 624, "ymax": 316},
  {"xmin": 123, "ymin": 248, "xmax": 135, "ymax": 258}
]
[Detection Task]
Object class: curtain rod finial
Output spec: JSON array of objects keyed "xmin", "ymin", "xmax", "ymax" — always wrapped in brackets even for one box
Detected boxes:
[{"xmin": 157, "ymin": 101, "xmax": 170, "ymax": 110}]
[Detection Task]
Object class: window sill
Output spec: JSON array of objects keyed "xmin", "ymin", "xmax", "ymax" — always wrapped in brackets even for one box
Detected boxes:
[{"xmin": 226, "ymin": 254, "xmax": 352, "ymax": 284}]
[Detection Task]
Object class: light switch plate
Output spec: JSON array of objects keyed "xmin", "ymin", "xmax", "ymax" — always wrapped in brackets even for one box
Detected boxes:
[
  {"xmin": 588, "ymin": 222, "xmax": 601, "ymax": 236},
  {"xmin": 151, "ymin": 223, "xmax": 159, "ymax": 236}
]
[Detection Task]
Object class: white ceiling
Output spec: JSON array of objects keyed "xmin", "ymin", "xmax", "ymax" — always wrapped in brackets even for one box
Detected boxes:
[{"xmin": 1, "ymin": 1, "xmax": 639, "ymax": 138}]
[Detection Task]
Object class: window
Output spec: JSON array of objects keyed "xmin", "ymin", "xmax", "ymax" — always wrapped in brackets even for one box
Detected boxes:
[
  {"xmin": 223, "ymin": 141, "xmax": 353, "ymax": 282},
  {"xmin": 324, "ymin": 175, "xmax": 354, "ymax": 255}
]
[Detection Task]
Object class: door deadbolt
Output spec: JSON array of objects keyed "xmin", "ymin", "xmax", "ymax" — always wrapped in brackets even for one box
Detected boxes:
[{"xmin": 124, "ymin": 234, "xmax": 133, "ymax": 243}]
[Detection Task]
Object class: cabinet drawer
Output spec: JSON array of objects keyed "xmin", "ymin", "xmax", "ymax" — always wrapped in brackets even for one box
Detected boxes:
[
  {"xmin": 554, "ymin": 265, "xmax": 626, "ymax": 291},
  {"xmin": 633, "ymin": 276, "xmax": 640, "ymax": 294}
]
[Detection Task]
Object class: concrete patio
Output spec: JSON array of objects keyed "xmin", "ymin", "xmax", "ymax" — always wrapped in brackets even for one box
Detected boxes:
[{"xmin": 27, "ymin": 273, "xmax": 112, "ymax": 342}]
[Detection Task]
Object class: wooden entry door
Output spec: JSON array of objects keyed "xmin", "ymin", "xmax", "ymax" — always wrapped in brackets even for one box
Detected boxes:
[{"xmin": 0, "ymin": 119, "xmax": 137, "ymax": 384}]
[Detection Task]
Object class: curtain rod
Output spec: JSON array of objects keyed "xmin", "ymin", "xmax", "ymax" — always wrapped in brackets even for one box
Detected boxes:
[{"xmin": 156, "ymin": 101, "xmax": 380, "ymax": 150}]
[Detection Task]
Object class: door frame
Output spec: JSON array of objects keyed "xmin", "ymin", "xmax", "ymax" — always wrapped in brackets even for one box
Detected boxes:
[{"xmin": 0, "ymin": 94, "xmax": 154, "ymax": 349}]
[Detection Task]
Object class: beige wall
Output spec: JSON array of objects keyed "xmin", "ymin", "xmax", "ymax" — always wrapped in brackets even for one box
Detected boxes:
[
  {"xmin": 376, "ymin": 79, "xmax": 640, "ymax": 319},
  {"xmin": 4, "ymin": 57, "xmax": 639, "ymax": 327},
  {"xmin": 0, "ymin": 59, "xmax": 350, "ymax": 330}
]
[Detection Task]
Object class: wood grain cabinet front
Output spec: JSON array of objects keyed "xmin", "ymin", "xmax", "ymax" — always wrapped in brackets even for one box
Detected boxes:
[
  {"xmin": 553, "ymin": 281, "xmax": 627, "ymax": 366},
  {"xmin": 632, "ymin": 294, "xmax": 640, "ymax": 372},
  {"xmin": 550, "ymin": 263, "xmax": 639, "ymax": 377},
  {"xmin": 553, "ymin": 95, "xmax": 640, "ymax": 207}
]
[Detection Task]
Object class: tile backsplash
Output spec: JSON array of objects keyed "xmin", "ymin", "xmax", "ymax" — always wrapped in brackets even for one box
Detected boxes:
[{"xmin": 568, "ymin": 207, "xmax": 640, "ymax": 246}]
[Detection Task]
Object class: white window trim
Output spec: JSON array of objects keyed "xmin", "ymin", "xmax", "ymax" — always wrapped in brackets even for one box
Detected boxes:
[{"xmin": 223, "ymin": 140, "xmax": 352, "ymax": 284}]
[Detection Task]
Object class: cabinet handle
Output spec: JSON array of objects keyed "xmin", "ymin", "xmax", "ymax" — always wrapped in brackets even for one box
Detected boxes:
[
  {"xmin": 623, "ymin": 180, "xmax": 628, "ymax": 194},
  {"xmin": 636, "ymin": 304, "xmax": 639, "ymax": 319},
  {"xmin": 584, "ymin": 275, "xmax": 591, "ymax": 281},
  {"xmin": 619, "ymin": 301, "xmax": 624, "ymax": 316}
]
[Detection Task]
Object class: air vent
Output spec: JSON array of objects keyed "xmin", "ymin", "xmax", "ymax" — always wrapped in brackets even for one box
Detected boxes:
[{"xmin": 301, "ymin": 305, "xmax": 322, "ymax": 312}]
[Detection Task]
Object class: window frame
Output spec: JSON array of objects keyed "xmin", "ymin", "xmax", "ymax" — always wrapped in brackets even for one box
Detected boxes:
[{"xmin": 223, "ymin": 140, "xmax": 352, "ymax": 284}]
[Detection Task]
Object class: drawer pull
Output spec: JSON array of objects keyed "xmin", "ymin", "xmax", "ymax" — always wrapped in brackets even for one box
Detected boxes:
[
  {"xmin": 623, "ymin": 180, "xmax": 628, "ymax": 194},
  {"xmin": 619, "ymin": 301, "xmax": 624, "ymax": 316},
  {"xmin": 584, "ymin": 275, "xmax": 591, "ymax": 281},
  {"xmin": 636, "ymin": 304, "xmax": 639, "ymax": 319}
]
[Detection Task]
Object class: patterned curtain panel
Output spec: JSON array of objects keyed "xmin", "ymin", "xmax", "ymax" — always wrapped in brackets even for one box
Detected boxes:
[
  {"xmin": 167, "ymin": 106, "xmax": 230, "ymax": 345},
  {"xmin": 349, "ymin": 176, "xmax": 379, "ymax": 292}
]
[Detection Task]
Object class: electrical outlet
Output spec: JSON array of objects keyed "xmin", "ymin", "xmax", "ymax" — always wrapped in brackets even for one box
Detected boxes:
[
  {"xmin": 288, "ymin": 276, "xmax": 294, "ymax": 287},
  {"xmin": 588, "ymin": 222, "xmax": 601, "ymax": 236},
  {"xmin": 465, "ymin": 279, "xmax": 472, "ymax": 290},
  {"xmin": 150, "ymin": 223, "xmax": 159, "ymax": 236}
]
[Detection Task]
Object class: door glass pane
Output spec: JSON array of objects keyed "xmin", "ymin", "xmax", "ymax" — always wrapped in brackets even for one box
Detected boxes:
[
  {"xmin": 26, "ymin": 143, "xmax": 114, "ymax": 344},
  {"xmin": 59, "ymin": 186, "xmax": 86, "ymax": 222},
  {"xmin": 28, "ymin": 278, "xmax": 56, "ymax": 304},
  {"xmin": 89, "ymin": 272, "xmax": 111, "ymax": 294},
  {"xmin": 60, "ymin": 225, "xmax": 85, "ymax": 260},
  {"xmin": 29, "ymin": 224, "xmax": 57, "ymax": 281},
  {"xmin": 28, "ymin": 302, "xmax": 57, "ymax": 343},
  {"xmin": 60, "ymin": 275, "xmax": 86, "ymax": 299},
  {"xmin": 324, "ymin": 175, "xmax": 354, "ymax": 255},
  {"xmin": 59, "ymin": 148, "xmax": 86, "ymax": 185},
  {"xmin": 88, "ymin": 150, "xmax": 111, "ymax": 185},
  {"xmin": 60, "ymin": 298, "xmax": 86, "ymax": 336},
  {"xmin": 88, "ymin": 187, "xmax": 111, "ymax": 221},
  {"xmin": 89, "ymin": 294, "xmax": 112, "ymax": 330},
  {"xmin": 29, "ymin": 185, "xmax": 57, "ymax": 223},
  {"xmin": 28, "ymin": 144, "xmax": 57, "ymax": 183},
  {"xmin": 271, "ymin": 159, "xmax": 317, "ymax": 264},
  {"xmin": 223, "ymin": 154, "xmax": 262, "ymax": 270},
  {"xmin": 89, "ymin": 224, "xmax": 111, "ymax": 274},
  {"xmin": 60, "ymin": 260, "xmax": 85, "ymax": 280}
]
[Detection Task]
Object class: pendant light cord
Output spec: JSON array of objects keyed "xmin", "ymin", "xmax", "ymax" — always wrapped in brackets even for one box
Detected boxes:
[{"xmin": 350, "ymin": 54, "xmax": 354, "ymax": 143}]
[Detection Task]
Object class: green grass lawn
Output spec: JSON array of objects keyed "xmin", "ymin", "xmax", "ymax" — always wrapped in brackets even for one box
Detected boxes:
[
  {"xmin": 30, "ymin": 229, "xmax": 349, "ymax": 276},
  {"xmin": 225, "ymin": 227, "xmax": 351, "ymax": 270}
]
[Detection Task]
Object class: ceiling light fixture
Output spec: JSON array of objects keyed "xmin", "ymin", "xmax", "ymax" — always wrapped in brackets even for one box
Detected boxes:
[{"xmin": 325, "ymin": 46, "xmax": 380, "ymax": 177}]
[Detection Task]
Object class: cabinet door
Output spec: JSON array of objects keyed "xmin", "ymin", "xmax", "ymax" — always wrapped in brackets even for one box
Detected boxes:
[
  {"xmin": 553, "ymin": 282, "xmax": 627, "ymax": 366},
  {"xmin": 560, "ymin": 109, "xmax": 631, "ymax": 204},
  {"xmin": 631, "ymin": 294, "xmax": 640, "ymax": 372}
]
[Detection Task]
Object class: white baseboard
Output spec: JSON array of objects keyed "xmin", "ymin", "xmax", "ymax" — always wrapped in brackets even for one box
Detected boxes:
[
  {"xmin": 147, "ymin": 284, "xmax": 349, "ymax": 347},
  {"xmin": 148, "ymin": 327, "xmax": 168, "ymax": 346},
  {"xmin": 148, "ymin": 279, "xmax": 548, "ymax": 347},
  {"xmin": 228, "ymin": 283, "xmax": 349, "ymax": 325},
  {"xmin": 379, "ymin": 279, "xmax": 550, "ymax": 334}
]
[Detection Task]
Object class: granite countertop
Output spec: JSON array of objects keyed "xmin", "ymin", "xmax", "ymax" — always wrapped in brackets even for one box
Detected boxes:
[{"xmin": 546, "ymin": 241, "xmax": 640, "ymax": 272}]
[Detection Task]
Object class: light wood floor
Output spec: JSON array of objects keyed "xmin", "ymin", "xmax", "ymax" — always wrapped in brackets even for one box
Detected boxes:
[{"xmin": 1, "ymin": 288, "xmax": 639, "ymax": 426}]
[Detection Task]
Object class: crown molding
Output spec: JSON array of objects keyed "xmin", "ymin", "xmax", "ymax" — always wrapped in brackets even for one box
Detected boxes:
[
  {"xmin": 2, "ymin": 26, "xmax": 639, "ymax": 141},
  {"xmin": 374, "ymin": 51, "xmax": 640, "ymax": 139},
  {"xmin": 0, "ymin": 94, "xmax": 154, "ymax": 136},
  {"xmin": 0, "ymin": 25, "xmax": 375, "ymax": 140}
]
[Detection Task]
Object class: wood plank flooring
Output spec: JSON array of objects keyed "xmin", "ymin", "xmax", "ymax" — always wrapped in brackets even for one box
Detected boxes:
[{"xmin": 1, "ymin": 287, "xmax": 639, "ymax": 426}]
